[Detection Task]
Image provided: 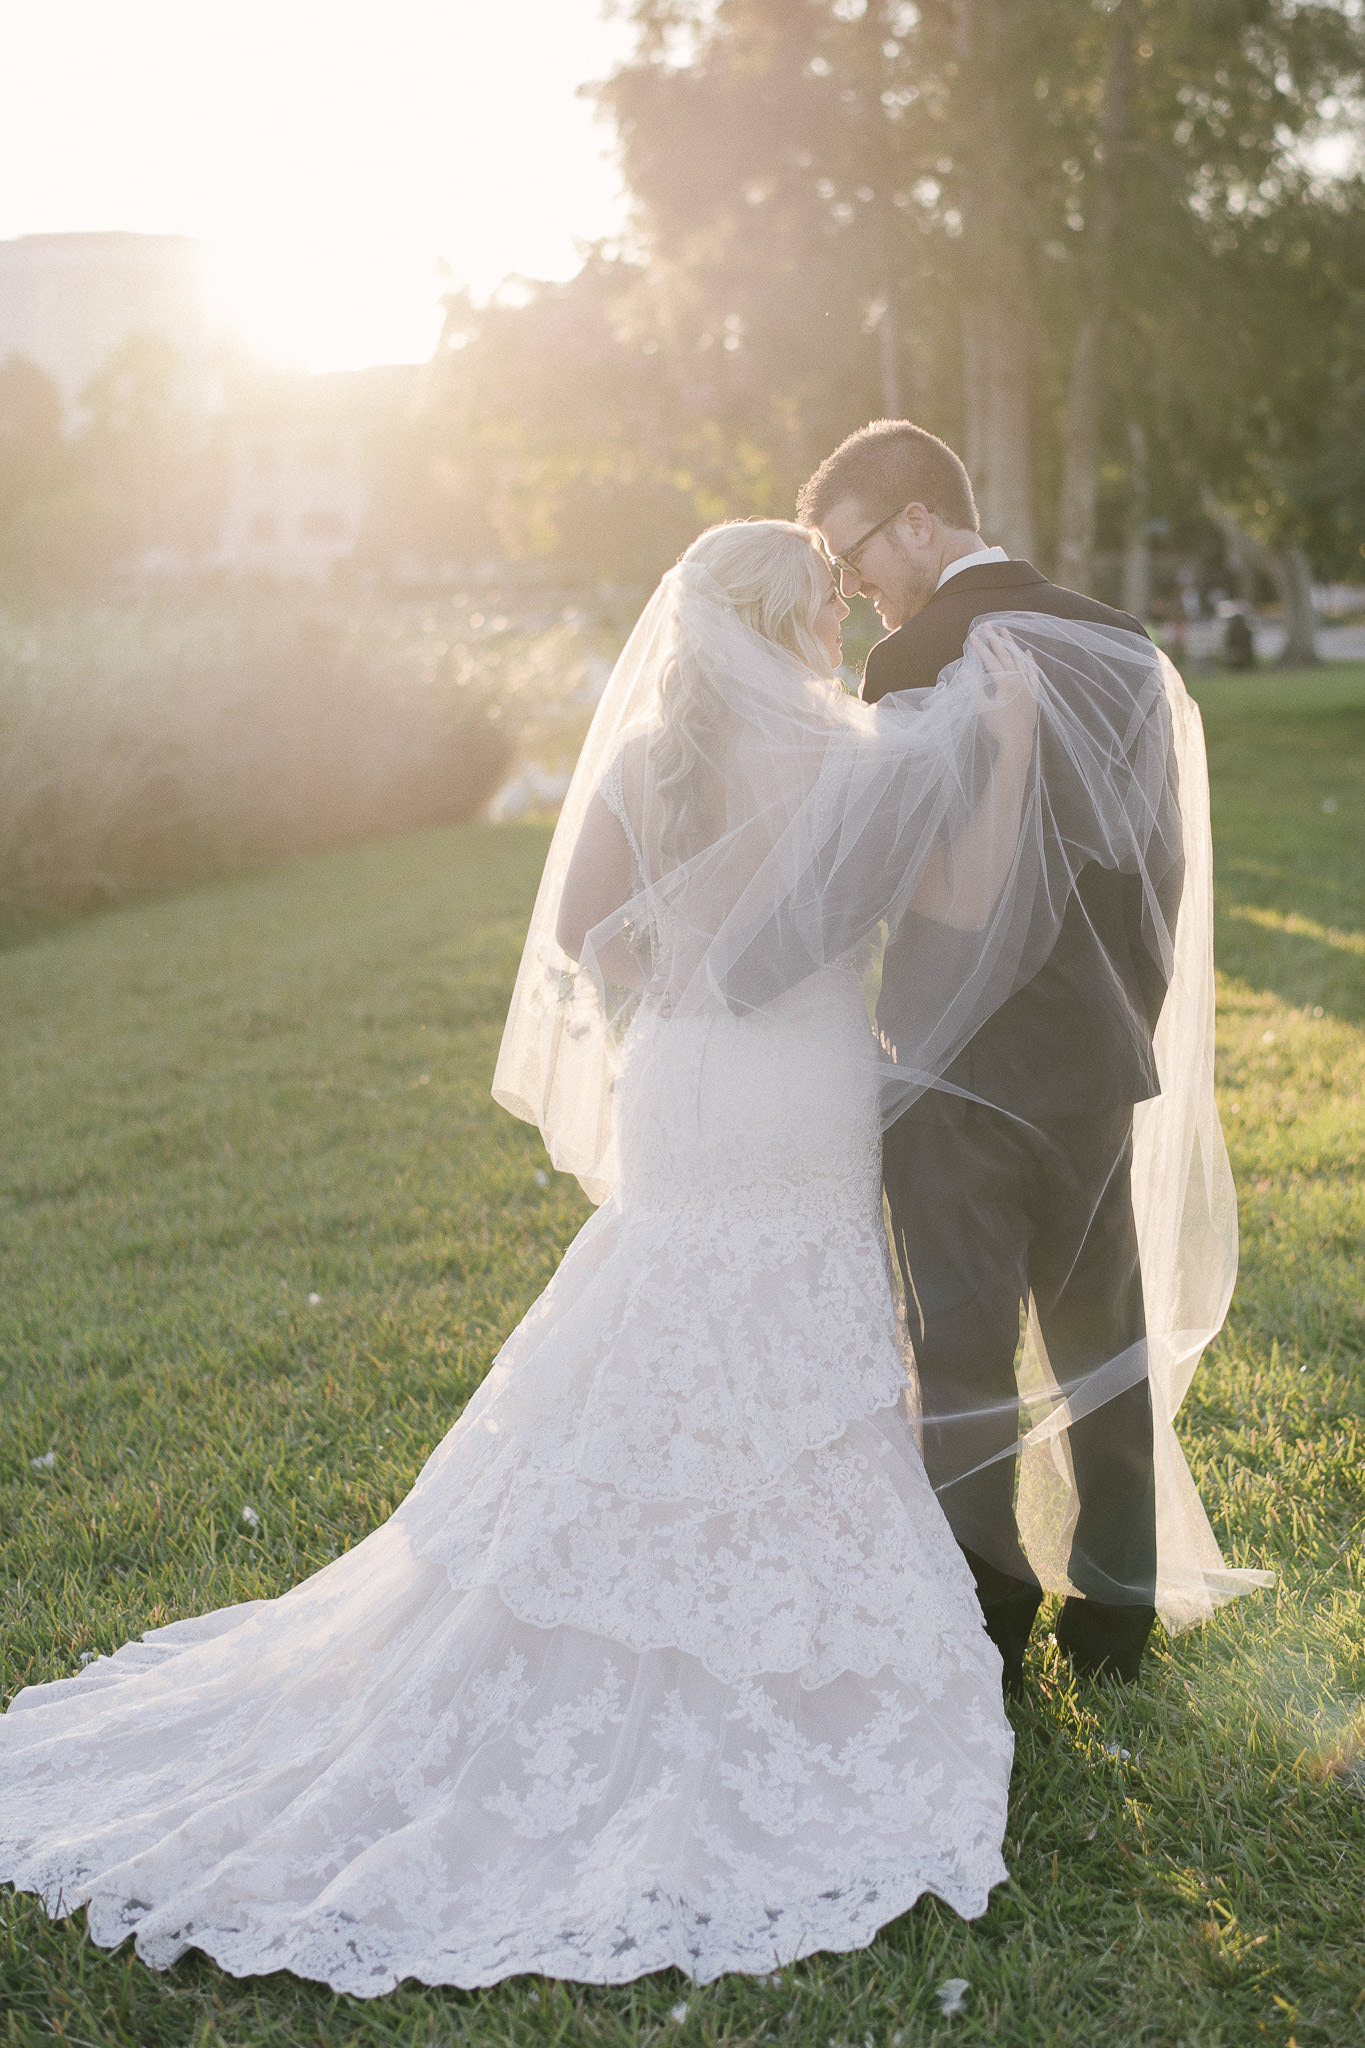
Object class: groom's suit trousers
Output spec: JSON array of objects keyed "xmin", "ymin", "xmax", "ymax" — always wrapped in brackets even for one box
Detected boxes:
[
  {"xmin": 865, "ymin": 557, "xmax": 1168, "ymax": 1622},
  {"xmin": 883, "ymin": 1092, "xmax": 1158, "ymax": 1608}
]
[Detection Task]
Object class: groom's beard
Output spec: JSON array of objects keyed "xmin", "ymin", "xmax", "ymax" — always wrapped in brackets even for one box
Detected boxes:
[{"xmin": 874, "ymin": 563, "xmax": 938, "ymax": 632}]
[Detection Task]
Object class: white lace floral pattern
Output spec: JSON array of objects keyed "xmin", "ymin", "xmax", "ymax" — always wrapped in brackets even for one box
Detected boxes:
[{"xmin": 0, "ymin": 966, "xmax": 1012, "ymax": 1993}]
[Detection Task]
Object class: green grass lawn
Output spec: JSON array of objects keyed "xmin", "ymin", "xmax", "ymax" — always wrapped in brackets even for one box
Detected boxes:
[{"xmin": 2, "ymin": 668, "xmax": 1363, "ymax": 2048}]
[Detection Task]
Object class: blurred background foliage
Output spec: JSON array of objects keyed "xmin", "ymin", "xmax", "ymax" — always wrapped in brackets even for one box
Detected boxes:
[
  {"xmin": 1, "ymin": 0, "xmax": 1364, "ymax": 917},
  {"xmin": 411, "ymin": 0, "xmax": 1365, "ymax": 595},
  {"xmin": 0, "ymin": 599, "xmax": 604, "ymax": 919}
]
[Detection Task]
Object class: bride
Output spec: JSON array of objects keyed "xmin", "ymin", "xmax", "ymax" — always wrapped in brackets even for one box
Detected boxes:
[{"xmin": 0, "ymin": 518, "xmax": 1215, "ymax": 1994}]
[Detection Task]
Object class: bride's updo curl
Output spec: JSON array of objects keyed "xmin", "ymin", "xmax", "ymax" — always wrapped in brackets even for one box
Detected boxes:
[{"xmin": 653, "ymin": 521, "xmax": 832, "ymax": 864}]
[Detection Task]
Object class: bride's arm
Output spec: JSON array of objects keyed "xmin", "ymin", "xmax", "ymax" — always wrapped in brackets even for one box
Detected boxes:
[
  {"xmin": 909, "ymin": 625, "xmax": 1039, "ymax": 931},
  {"xmin": 555, "ymin": 787, "xmax": 648, "ymax": 988},
  {"xmin": 556, "ymin": 792, "xmax": 636, "ymax": 957}
]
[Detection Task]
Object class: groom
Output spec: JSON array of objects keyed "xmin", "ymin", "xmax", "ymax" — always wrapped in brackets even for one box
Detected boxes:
[{"xmin": 799, "ymin": 419, "xmax": 1180, "ymax": 1693}]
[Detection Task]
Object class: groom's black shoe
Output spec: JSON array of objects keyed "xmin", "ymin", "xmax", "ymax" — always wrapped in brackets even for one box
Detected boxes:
[
  {"xmin": 1055, "ymin": 1598, "xmax": 1156, "ymax": 1683},
  {"xmin": 981, "ymin": 1585, "xmax": 1044, "ymax": 1697},
  {"xmin": 964, "ymin": 1553, "xmax": 1044, "ymax": 1697}
]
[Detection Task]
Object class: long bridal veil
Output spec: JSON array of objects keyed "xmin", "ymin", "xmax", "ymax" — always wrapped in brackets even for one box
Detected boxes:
[{"xmin": 494, "ymin": 560, "xmax": 1269, "ymax": 1633}]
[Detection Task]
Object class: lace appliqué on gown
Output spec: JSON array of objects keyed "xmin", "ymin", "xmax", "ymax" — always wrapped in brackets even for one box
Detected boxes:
[{"xmin": 0, "ymin": 951, "xmax": 1012, "ymax": 1994}]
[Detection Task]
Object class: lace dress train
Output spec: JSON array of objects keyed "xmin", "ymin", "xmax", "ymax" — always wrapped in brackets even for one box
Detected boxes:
[{"xmin": 0, "ymin": 967, "xmax": 1011, "ymax": 1994}]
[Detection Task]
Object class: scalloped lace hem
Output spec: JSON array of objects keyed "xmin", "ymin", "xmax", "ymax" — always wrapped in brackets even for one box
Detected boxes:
[
  {"xmin": 10, "ymin": 1852, "xmax": 1007, "ymax": 1994},
  {"xmin": 425, "ymin": 1574, "xmax": 995, "ymax": 1693},
  {"xmin": 397, "ymin": 1405, "xmax": 990, "ymax": 1691},
  {"xmin": 422, "ymin": 1192, "xmax": 918, "ymax": 1512},
  {"xmin": 2, "ymin": 1591, "xmax": 1012, "ymax": 1999},
  {"xmin": 10, "ymin": 1565, "xmax": 998, "ymax": 1713},
  {"xmin": 406, "ymin": 1373, "xmax": 917, "ymax": 1518}
]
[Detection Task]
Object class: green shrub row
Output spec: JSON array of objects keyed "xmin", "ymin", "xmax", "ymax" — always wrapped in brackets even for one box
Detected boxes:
[{"xmin": 0, "ymin": 592, "xmax": 593, "ymax": 916}]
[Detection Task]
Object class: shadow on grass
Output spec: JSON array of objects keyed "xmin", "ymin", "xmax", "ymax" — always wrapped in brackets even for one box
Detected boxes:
[
  {"xmin": 1196, "ymin": 663, "xmax": 1365, "ymax": 1025},
  {"xmin": 1213, "ymin": 904, "xmax": 1365, "ymax": 1024},
  {"xmin": 0, "ymin": 905, "xmax": 75, "ymax": 954}
]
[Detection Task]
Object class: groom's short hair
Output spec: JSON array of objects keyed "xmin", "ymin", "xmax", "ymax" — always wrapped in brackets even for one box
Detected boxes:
[{"xmin": 798, "ymin": 420, "xmax": 979, "ymax": 533}]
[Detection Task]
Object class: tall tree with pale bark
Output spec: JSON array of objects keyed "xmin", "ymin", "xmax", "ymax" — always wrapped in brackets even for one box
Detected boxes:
[{"xmin": 595, "ymin": 0, "xmax": 1365, "ymax": 588}]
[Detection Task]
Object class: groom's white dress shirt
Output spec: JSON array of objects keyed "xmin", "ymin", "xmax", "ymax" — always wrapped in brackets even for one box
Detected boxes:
[{"xmin": 934, "ymin": 546, "xmax": 1009, "ymax": 592}]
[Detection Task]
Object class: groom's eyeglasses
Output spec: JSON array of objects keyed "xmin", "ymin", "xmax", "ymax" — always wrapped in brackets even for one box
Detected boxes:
[{"xmin": 826, "ymin": 503, "xmax": 910, "ymax": 579}]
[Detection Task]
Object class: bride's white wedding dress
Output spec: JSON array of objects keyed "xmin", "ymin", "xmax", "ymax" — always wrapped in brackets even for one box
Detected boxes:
[
  {"xmin": 0, "ymin": 942, "xmax": 1011, "ymax": 1994},
  {"xmin": 2, "ymin": 542, "xmax": 1263, "ymax": 1996}
]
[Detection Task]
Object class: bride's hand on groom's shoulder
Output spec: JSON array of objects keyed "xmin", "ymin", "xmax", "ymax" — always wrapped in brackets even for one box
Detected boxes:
[
  {"xmin": 972, "ymin": 621, "xmax": 1037, "ymax": 691},
  {"xmin": 971, "ymin": 624, "xmax": 1041, "ymax": 749}
]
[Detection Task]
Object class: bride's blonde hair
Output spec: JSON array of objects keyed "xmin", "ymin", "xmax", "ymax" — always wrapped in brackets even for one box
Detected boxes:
[
  {"xmin": 680, "ymin": 520, "xmax": 833, "ymax": 675},
  {"xmin": 653, "ymin": 520, "xmax": 833, "ymax": 864}
]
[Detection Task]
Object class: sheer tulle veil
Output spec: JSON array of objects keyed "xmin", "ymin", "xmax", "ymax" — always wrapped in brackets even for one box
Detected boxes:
[
  {"xmin": 494, "ymin": 520, "xmax": 1270, "ymax": 1630},
  {"xmin": 0, "ymin": 523, "xmax": 1267, "ymax": 2001}
]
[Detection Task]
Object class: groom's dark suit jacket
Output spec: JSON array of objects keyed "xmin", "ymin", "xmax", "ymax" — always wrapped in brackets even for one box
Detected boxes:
[{"xmin": 862, "ymin": 559, "xmax": 1176, "ymax": 1123}]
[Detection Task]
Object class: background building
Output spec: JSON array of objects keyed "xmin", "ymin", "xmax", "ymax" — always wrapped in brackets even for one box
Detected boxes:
[
  {"xmin": 212, "ymin": 365, "xmax": 418, "ymax": 581},
  {"xmin": 0, "ymin": 232, "xmax": 217, "ymax": 413}
]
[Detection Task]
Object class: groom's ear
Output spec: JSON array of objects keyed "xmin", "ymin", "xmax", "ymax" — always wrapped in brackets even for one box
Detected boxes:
[{"xmin": 900, "ymin": 503, "xmax": 936, "ymax": 546}]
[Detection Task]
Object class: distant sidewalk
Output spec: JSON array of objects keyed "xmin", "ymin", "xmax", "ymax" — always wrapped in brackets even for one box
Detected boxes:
[{"xmin": 1177, "ymin": 618, "xmax": 1365, "ymax": 665}]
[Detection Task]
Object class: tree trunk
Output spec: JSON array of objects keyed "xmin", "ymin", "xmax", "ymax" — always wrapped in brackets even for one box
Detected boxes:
[
  {"xmin": 1056, "ymin": 312, "xmax": 1106, "ymax": 589},
  {"xmin": 878, "ymin": 299, "xmax": 902, "ymax": 417},
  {"xmin": 1201, "ymin": 494, "xmax": 1320, "ymax": 666},
  {"xmin": 1055, "ymin": 0, "xmax": 1136, "ymax": 593},
  {"xmin": 961, "ymin": 249, "xmax": 1037, "ymax": 557},
  {"xmin": 1277, "ymin": 546, "xmax": 1320, "ymax": 667},
  {"xmin": 1225, "ymin": 533, "xmax": 1257, "ymax": 608},
  {"xmin": 982, "ymin": 240, "xmax": 1037, "ymax": 559},
  {"xmin": 1121, "ymin": 420, "xmax": 1150, "ymax": 621},
  {"xmin": 956, "ymin": 0, "xmax": 1037, "ymax": 560},
  {"xmin": 867, "ymin": 294, "xmax": 904, "ymax": 417},
  {"xmin": 961, "ymin": 292, "xmax": 989, "ymax": 487}
]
